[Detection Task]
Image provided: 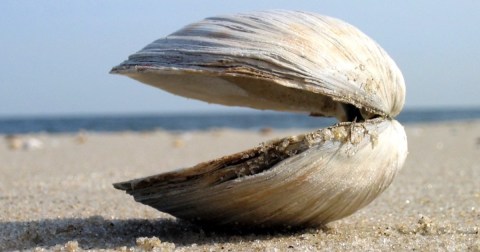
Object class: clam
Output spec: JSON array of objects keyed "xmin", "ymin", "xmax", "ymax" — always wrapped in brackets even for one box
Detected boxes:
[{"xmin": 111, "ymin": 10, "xmax": 407, "ymax": 228}]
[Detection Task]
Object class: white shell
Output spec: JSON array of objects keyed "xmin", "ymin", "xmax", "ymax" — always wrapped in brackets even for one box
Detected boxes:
[
  {"xmin": 111, "ymin": 10, "xmax": 408, "ymax": 228},
  {"xmin": 111, "ymin": 10, "xmax": 405, "ymax": 120},
  {"xmin": 114, "ymin": 119, "xmax": 407, "ymax": 227}
]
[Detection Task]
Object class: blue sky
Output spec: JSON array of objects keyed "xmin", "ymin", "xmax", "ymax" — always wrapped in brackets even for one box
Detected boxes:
[{"xmin": 1, "ymin": 1, "xmax": 479, "ymax": 117}]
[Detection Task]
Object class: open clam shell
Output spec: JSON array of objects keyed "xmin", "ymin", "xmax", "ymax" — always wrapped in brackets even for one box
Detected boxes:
[{"xmin": 111, "ymin": 10, "xmax": 407, "ymax": 227}]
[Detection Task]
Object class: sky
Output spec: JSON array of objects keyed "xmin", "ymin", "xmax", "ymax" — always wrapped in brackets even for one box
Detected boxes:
[{"xmin": 1, "ymin": 1, "xmax": 479, "ymax": 118}]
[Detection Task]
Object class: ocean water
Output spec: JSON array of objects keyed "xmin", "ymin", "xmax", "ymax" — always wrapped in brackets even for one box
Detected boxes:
[{"xmin": 0, "ymin": 108, "xmax": 479, "ymax": 134}]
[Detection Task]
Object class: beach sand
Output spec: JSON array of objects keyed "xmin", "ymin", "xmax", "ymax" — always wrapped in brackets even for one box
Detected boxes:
[{"xmin": 1, "ymin": 120, "xmax": 479, "ymax": 251}]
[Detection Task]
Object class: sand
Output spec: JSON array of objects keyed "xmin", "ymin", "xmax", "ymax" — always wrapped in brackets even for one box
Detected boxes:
[{"xmin": 1, "ymin": 120, "xmax": 479, "ymax": 251}]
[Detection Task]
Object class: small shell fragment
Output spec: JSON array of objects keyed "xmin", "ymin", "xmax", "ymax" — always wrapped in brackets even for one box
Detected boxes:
[{"xmin": 111, "ymin": 10, "xmax": 408, "ymax": 228}]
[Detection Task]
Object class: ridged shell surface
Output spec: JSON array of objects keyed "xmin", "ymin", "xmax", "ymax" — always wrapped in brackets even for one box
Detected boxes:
[
  {"xmin": 112, "ymin": 10, "xmax": 405, "ymax": 119},
  {"xmin": 111, "ymin": 10, "xmax": 408, "ymax": 228},
  {"xmin": 114, "ymin": 119, "xmax": 407, "ymax": 227}
]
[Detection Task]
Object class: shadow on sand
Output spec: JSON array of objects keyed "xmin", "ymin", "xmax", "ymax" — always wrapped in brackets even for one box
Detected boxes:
[{"xmin": 1, "ymin": 216, "xmax": 327, "ymax": 250}]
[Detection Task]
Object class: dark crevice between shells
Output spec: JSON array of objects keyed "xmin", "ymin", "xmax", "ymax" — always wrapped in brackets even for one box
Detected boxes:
[
  {"xmin": 341, "ymin": 103, "xmax": 365, "ymax": 122},
  {"xmin": 310, "ymin": 101, "xmax": 371, "ymax": 123}
]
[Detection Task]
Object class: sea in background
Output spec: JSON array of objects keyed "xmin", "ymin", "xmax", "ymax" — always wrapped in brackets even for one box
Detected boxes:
[{"xmin": 1, "ymin": 108, "xmax": 479, "ymax": 135}]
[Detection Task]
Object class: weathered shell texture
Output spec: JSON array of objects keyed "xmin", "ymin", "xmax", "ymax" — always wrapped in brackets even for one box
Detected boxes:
[
  {"xmin": 111, "ymin": 10, "xmax": 405, "ymax": 121},
  {"xmin": 112, "ymin": 10, "xmax": 408, "ymax": 228}
]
